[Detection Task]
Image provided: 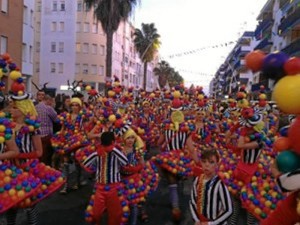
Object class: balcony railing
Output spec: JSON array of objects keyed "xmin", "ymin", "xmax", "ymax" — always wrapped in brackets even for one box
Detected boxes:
[
  {"xmin": 254, "ymin": 37, "xmax": 273, "ymax": 50},
  {"xmin": 255, "ymin": 19, "xmax": 273, "ymax": 40},
  {"xmin": 281, "ymin": 38, "xmax": 300, "ymax": 56},
  {"xmin": 251, "ymin": 79, "xmax": 269, "ymax": 92},
  {"xmin": 278, "ymin": 7, "xmax": 300, "ymax": 35}
]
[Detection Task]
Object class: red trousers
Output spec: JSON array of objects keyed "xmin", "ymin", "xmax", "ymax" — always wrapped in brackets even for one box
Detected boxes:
[
  {"xmin": 261, "ymin": 191, "xmax": 300, "ymax": 225},
  {"xmin": 93, "ymin": 183, "xmax": 123, "ymax": 225}
]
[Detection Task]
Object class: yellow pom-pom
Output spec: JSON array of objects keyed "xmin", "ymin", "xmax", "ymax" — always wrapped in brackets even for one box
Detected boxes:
[
  {"xmin": 18, "ymin": 90, "xmax": 24, "ymax": 96},
  {"xmin": 9, "ymin": 71, "xmax": 22, "ymax": 80},
  {"xmin": 0, "ymin": 136, "xmax": 5, "ymax": 143},
  {"xmin": 173, "ymin": 91, "xmax": 181, "ymax": 98},
  {"xmin": 0, "ymin": 125, "xmax": 5, "ymax": 132},
  {"xmin": 85, "ymin": 85, "xmax": 91, "ymax": 91},
  {"xmin": 259, "ymin": 93, "xmax": 267, "ymax": 100},
  {"xmin": 108, "ymin": 115, "xmax": 116, "ymax": 122},
  {"xmin": 0, "ymin": 69, "xmax": 3, "ymax": 78},
  {"xmin": 198, "ymin": 94, "xmax": 204, "ymax": 100}
]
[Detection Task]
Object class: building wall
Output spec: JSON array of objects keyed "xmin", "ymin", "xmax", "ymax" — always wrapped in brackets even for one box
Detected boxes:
[{"xmin": 0, "ymin": 0, "xmax": 23, "ymax": 70}]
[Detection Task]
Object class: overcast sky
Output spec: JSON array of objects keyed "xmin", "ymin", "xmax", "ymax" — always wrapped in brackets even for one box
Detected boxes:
[{"xmin": 132, "ymin": 0, "xmax": 268, "ymax": 93}]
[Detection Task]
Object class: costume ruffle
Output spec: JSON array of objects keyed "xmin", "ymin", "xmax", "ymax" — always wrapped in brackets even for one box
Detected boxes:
[
  {"xmin": 18, "ymin": 159, "xmax": 65, "ymax": 207},
  {"xmin": 152, "ymin": 149, "xmax": 194, "ymax": 177},
  {"xmin": 219, "ymin": 149, "xmax": 286, "ymax": 221},
  {"xmin": 51, "ymin": 131, "xmax": 90, "ymax": 155},
  {"xmin": 0, "ymin": 162, "xmax": 41, "ymax": 213},
  {"xmin": 75, "ymin": 144, "xmax": 97, "ymax": 173}
]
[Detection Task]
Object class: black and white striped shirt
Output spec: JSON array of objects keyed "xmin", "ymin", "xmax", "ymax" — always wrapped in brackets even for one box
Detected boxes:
[
  {"xmin": 82, "ymin": 147, "xmax": 128, "ymax": 184},
  {"xmin": 277, "ymin": 168, "xmax": 300, "ymax": 192},
  {"xmin": 190, "ymin": 175, "xmax": 233, "ymax": 225},
  {"xmin": 242, "ymin": 148, "xmax": 262, "ymax": 164},
  {"xmin": 164, "ymin": 130, "xmax": 188, "ymax": 151}
]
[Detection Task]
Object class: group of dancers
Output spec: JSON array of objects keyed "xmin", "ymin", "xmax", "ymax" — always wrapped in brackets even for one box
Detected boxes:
[{"xmin": 0, "ymin": 53, "xmax": 299, "ymax": 225}]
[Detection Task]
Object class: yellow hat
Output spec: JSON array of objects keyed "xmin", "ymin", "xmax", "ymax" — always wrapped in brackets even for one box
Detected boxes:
[
  {"xmin": 70, "ymin": 97, "xmax": 82, "ymax": 107},
  {"xmin": 123, "ymin": 128, "xmax": 144, "ymax": 150}
]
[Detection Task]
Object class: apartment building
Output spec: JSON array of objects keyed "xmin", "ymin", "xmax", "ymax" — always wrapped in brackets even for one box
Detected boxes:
[{"xmin": 0, "ymin": 0, "xmax": 23, "ymax": 81}]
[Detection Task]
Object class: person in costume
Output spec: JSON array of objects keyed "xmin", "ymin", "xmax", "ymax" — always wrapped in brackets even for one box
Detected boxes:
[
  {"xmin": 155, "ymin": 89, "xmax": 195, "ymax": 221},
  {"xmin": 6, "ymin": 84, "xmax": 64, "ymax": 225},
  {"xmin": 190, "ymin": 149, "xmax": 233, "ymax": 225},
  {"xmin": 80, "ymin": 131, "xmax": 128, "ymax": 225},
  {"xmin": 120, "ymin": 128, "xmax": 146, "ymax": 225},
  {"xmin": 52, "ymin": 97, "xmax": 90, "ymax": 194}
]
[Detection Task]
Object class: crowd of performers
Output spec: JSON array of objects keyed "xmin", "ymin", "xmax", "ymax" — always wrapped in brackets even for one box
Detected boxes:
[{"xmin": 0, "ymin": 57, "xmax": 299, "ymax": 225}]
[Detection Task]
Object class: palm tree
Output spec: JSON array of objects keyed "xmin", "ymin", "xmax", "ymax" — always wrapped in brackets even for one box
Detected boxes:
[
  {"xmin": 153, "ymin": 60, "xmax": 172, "ymax": 89},
  {"xmin": 133, "ymin": 23, "xmax": 160, "ymax": 91},
  {"xmin": 167, "ymin": 69, "xmax": 184, "ymax": 88},
  {"xmin": 84, "ymin": 0, "xmax": 139, "ymax": 82}
]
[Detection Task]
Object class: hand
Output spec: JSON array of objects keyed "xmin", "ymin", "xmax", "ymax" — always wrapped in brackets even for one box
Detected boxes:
[
  {"xmin": 200, "ymin": 222, "xmax": 209, "ymax": 225},
  {"xmin": 270, "ymin": 160, "xmax": 281, "ymax": 177},
  {"xmin": 194, "ymin": 221, "xmax": 201, "ymax": 225}
]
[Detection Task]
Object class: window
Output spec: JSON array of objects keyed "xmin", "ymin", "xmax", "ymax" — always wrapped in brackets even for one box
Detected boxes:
[
  {"xmin": 76, "ymin": 43, "xmax": 81, "ymax": 53},
  {"xmin": 50, "ymin": 63, "xmax": 56, "ymax": 73},
  {"xmin": 36, "ymin": 2, "xmax": 41, "ymax": 12},
  {"xmin": 1, "ymin": 0, "xmax": 8, "ymax": 13},
  {"xmin": 91, "ymin": 65, "xmax": 97, "ymax": 75},
  {"xmin": 51, "ymin": 22, "xmax": 57, "ymax": 32},
  {"xmin": 75, "ymin": 63, "xmax": 80, "ymax": 74},
  {"xmin": 36, "ymin": 22, "xmax": 41, "ymax": 32},
  {"xmin": 35, "ymin": 62, "xmax": 40, "ymax": 72},
  {"xmin": 92, "ymin": 44, "xmax": 97, "ymax": 54},
  {"xmin": 99, "ymin": 66, "xmax": 104, "ymax": 76},
  {"xmin": 0, "ymin": 36, "xmax": 8, "ymax": 54},
  {"xmin": 60, "ymin": 1, "xmax": 65, "ymax": 11},
  {"xmin": 30, "ymin": 10, "xmax": 34, "ymax": 26},
  {"xmin": 83, "ymin": 43, "xmax": 89, "ymax": 53},
  {"xmin": 51, "ymin": 42, "xmax": 56, "ymax": 52},
  {"xmin": 77, "ymin": 1, "xmax": 82, "ymax": 11},
  {"xmin": 76, "ymin": 22, "xmax": 81, "ymax": 32},
  {"xmin": 29, "ymin": 45, "xmax": 33, "ymax": 63},
  {"xmin": 59, "ymin": 42, "xmax": 64, "ymax": 53},
  {"xmin": 59, "ymin": 22, "xmax": 64, "ymax": 32},
  {"xmin": 82, "ymin": 64, "xmax": 88, "ymax": 74},
  {"xmin": 36, "ymin": 42, "xmax": 40, "ymax": 52},
  {"xmin": 58, "ymin": 63, "xmax": 64, "ymax": 73},
  {"xmin": 53, "ymin": 1, "xmax": 57, "ymax": 11},
  {"xmin": 23, "ymin": 6, "xmax": 28, "ymax": 24},
  {"xmin": 84, "ymin": 22, "xmax": 89, "ymax": 33},
  {"xmin": 100, "ymin": 45, "xmax": 105, "ymax": 55},
  {"xmin": 22, "ymin": 44, "xmax": 26, "ymax": 62},
  {"xmin": 92, "ymin": 23, "xmax": 98, "ymax": 33}
]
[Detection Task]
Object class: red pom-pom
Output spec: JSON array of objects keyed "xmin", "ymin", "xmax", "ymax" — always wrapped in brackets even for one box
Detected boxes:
[
  {"xmin": 288, "ymin": 116, "xmax": 300, "ymax": 154},
  {"xmin": 11, "ymin": 81, "xmax": 25, "ymax": 93},
  {"xmin": 283, "ymin": 57, "xmax": 300, "ymax": 75}
]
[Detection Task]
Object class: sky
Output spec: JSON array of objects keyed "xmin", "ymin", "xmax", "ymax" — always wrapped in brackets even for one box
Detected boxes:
[{"xmin": 132, "ymin": 0, "xmax": 268, "ymax": 93}]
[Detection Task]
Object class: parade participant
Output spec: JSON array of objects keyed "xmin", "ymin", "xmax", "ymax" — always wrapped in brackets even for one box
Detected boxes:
[
  {"xmin": 154, "ymin": 89, "xmax": 195, "ymax": 221},
  {"xmin": 6, "ymin": 72, "xmax": 64, "ymax": 225},
  {"xmin": 80, "ymin": 131, "xmax": 128, "ymax": 225},
  {"xmin": 52, "ymin": 97, "xmax": 90, "ymax": 194},
  {"xmin": 121, "ymin": 128, "xmax": 146, "ymax": 225},
  {"xmin": 190, "ymin": 149, "xmax": 233, "ymax": 225}
]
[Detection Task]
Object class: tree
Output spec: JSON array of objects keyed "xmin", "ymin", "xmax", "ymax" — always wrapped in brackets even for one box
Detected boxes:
[
  {"xmin": 153, "ymin": 60, "xmax": 172, "ymax": 89},
  {"xmin": 84, "ymin": 0, "xmax": 138, "ymax": 83},
  {"xmin": 167, "ymin": 69, "xmax": 184, "ymax": 88},
  {"xmin": 133, "ymin": 23, "xmax": 160, "ymax": 91}
]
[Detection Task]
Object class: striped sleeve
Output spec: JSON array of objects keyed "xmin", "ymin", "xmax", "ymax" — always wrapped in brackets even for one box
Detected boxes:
[
  {"xmin": 112, "ymin": 147, "xmax": 128, "ymax": 166},
  {"xmin": 189, "ymin": 177, "xmax": 200, "ymax": 222},
  {"xmin": 82, "ymin": 151, "xmax": 98, "ymax": 171},
  {"xmin": 277, "ymin": 168, "xmax": 300, "ymax": 192},
  {"xmin": 208, "ymin": 180, "xmax": 233, "ymax": 225}
]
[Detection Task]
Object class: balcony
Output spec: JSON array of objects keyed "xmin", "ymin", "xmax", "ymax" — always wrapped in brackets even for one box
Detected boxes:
[
  {"xmin": 255, "ymin": 19, "xmax": 273, "ymax": 40},
  {"xmin": 278, "ymin": 7, "xmax": 300, "ymax": 35},
  {"xmin": 251, "ymin": 79, "xmax": 269, "ymax": 92},
  {"xmin": 254, "ymin": 37, "xmax": 273, "ymax": 51},
  {"xmin": 281, "ymin": 38, "xmax": 300, "ymax": 56}
]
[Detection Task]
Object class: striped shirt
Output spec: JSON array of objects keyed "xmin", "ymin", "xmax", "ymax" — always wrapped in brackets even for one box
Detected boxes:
[
  {"xmin": 190, "ymin": 175, "xmax": 233, "ymax": 225},
  {"xmin": 242, "ymin": 148, "xmax": 262, "ymax": 164},
  {"xmin": 82, "ymin": 147, "xmax": 128, "ymax": 184},
  {"xmin": 164, "ymin": 130, "xmax": 188, "ymax": 151},
  {"xmin": 0, "ymin": 143, "xmax": 4, "ymax": 164},
  {"xmin": 277, "ymin": 168, "xmax": 300, "ymax": 192}
]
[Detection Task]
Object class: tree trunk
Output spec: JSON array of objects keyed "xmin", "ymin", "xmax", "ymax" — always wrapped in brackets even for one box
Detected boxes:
[
  {"xmin": 143, "ymin": 61, "xmax": 148, "ymax": 91},
  {"xmin": 106, "ymin": 30, "xmax": 113, "ymax": 81}
]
